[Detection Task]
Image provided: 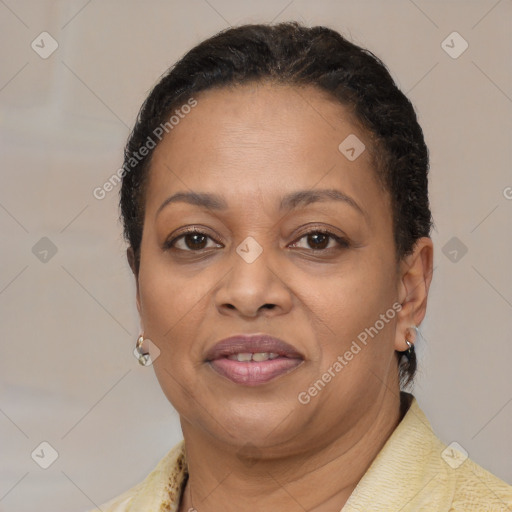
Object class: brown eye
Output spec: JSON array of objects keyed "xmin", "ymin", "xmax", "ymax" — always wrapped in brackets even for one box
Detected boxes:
[
  {"xmin": 307, "ymin": 232, "xmax": 330, "ymax": 250},
  {"xmin": 183, "ymin": 233, "xmax": 208, "ymax": 250},
  {"xmin": 165, "ymin": 229, "xmax": 222, "ymax": 252},
  {"xmin": 290, "ymin": 230, "xmax": 349, "ymax": 252}
]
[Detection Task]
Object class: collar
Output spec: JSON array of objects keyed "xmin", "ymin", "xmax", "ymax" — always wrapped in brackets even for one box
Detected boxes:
[{"xmin": 343, "ymin": 392, "xmax": 456, "ymax": 510}]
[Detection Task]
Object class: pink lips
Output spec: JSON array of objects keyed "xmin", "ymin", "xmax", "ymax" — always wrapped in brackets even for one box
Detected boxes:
[{"xmin": 205, "ymin": 334, "xmax": 304, "ymax": 386}]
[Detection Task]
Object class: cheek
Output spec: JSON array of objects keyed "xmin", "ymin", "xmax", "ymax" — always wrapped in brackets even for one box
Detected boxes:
[
  {"xmin": 309, "ymin": 256, "xmax": 397, "ymax": 357},
  {"xmin": 136, "ymin": 251, "xmax": 219, "ymax": 396},
  {"xmin": 138, "ymin": 261, "xmax": 208, "ymax": 407},
  {"xmin": 303, "ymin": 264, "xmax": 399, "ymax": 410},
  {"xmin": 138, "ymin": 254, "xmax": 208, "ymax": 335}
]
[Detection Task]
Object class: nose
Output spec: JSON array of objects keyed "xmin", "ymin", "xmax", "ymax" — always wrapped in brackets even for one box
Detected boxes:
[{"xmin": 214, "ymin": 243, "xmax": 293, "ymax": 318}]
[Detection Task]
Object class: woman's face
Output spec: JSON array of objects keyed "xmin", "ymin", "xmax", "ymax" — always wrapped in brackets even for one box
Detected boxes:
[{"xmin": 134, "ymin": 83, "xmax": 421, "ymax": 455}]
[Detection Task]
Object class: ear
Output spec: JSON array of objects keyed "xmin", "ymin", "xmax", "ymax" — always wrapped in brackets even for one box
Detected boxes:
[
  {"xmin": 394, "ymin": 237, "xmax": 434, "ymax": 351},
  {"xmin": 127, "ymin": 247, "xmax": 142, "ymax": 316}
]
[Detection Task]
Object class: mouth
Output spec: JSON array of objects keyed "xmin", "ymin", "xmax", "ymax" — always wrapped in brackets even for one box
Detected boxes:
[{"xmin": 205, "ymin": 334, "xmax": 305, "ymax": 386}]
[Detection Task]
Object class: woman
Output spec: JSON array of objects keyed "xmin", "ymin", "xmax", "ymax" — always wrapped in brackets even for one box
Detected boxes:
[{"xmin": 91, "ymin": 22, "xmax": 512, "ymax": 511}]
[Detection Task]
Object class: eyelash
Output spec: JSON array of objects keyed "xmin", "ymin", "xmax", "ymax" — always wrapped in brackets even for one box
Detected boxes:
[{"xmin": 164, "ymin": 226, "xmax": 350, "ymax": 254}]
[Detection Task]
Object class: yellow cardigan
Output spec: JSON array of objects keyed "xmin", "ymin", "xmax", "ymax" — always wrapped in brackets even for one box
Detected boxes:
[{"xmin": 91, "ymin": 395, "xmax": 512, "ymax": 511}]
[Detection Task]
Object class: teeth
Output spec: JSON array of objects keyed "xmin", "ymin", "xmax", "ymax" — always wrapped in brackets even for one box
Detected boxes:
[
  {"xmin": 236, "ymin": 352, "xmax": 253, "ymax": 362},
  {"xmin": 252, "ymin": 352, "xmax": 270, "ymax": 362},
  {"xmin": 227, "ymin": 352, "xmax": 281, "ymax": 362}
]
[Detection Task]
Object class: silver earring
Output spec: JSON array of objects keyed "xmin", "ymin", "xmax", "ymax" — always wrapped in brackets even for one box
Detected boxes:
[
  {"xmin": 135, "ymin": 335, "xmax": 150, "ymax": 366},
  {"xmin": 404, "ymin": 325, "xmax": 417, "ymax": 359}
]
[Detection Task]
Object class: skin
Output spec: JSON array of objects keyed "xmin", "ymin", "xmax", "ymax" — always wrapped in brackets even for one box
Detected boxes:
[{"xmin": 128, "ymin": 82, "xmax": 433, "ymax": 512}]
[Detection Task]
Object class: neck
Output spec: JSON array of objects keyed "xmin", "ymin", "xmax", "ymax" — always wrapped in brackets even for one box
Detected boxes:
[{"xmin": 178, "ymin": 389, "xmax": 406, "ymax": 512}]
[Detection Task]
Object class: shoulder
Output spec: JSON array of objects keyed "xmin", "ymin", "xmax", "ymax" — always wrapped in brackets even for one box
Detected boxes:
[
  {"xmin": 446, "ymin": 455, "xmax": 512, "ymax": 511},
  {"xmin": 403, "ymin": 395, "xmax": 512, "ymax": 510},
  {"xmin": 344, "ymin": 394, "xmax": 512, "ymax": 511},
  {"xmin": 86, "ymin": 440, "xmax": 187, "ymax": 512}
]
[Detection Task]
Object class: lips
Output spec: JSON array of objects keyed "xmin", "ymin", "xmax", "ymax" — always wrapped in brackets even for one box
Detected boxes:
[{"xmin": 205, "ymin": 334, "xmax": 304, "ymax": 386}]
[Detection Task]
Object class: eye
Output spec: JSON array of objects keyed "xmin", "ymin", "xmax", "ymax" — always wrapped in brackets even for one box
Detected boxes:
[
  {"xmin": 289, "ymin": 229, "xmax": 349, "ymax": 252},
  {"xmin": 164, "ymin": 228, "xmax": 223, "ymax": 252},
  {"xmin": 164, "ymin": 227, "xmax": 349, "ymax": 253}
]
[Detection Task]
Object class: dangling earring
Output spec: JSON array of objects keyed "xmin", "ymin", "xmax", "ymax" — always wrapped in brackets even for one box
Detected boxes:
[{"xmin": 135, "ymin": 335, "xmax": 150, "ymax": 366}]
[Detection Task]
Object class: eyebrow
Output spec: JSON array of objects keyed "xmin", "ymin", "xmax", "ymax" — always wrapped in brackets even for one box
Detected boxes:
[{"xmin": 156, "ymin": 188, "xmax": 367, "ymax": 219}]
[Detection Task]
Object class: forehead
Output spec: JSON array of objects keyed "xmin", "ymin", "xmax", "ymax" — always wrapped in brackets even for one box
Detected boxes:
[
  {"xmin": 153, "ymin": 83, "xmax": 361, "ymax": 166},
  {"xmin": 145, "ymin": 83, "xmax": 389, "ymax": 222}
]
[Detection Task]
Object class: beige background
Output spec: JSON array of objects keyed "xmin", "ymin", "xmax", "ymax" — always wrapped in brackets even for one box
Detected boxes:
[{"xmin": 0, "ymin": 1, "xmax": 511, "ymax": 511}]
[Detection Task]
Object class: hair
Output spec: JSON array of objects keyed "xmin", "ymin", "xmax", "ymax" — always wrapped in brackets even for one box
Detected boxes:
[{"xmin": 119, "ymin": 21, "xmax": 433, "ymax": 387}]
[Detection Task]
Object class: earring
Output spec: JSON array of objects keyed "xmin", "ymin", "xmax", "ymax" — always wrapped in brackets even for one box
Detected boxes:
[
  {"xmin": 405, "ymin": 339, "xmax": 414, "ymax": 359},
  {"xmin": 404, "ymin": 326, "xmax": 417, "ymax": 359},
  {"xmin": 135, "ymin": 335, "xmax": 150, "ymax": 366}
]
